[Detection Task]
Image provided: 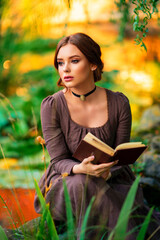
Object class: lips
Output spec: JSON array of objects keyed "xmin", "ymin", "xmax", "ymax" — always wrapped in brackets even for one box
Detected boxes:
[{"xmin": 64, "ymin": 76, "xmax": 73, "ymax": 81}]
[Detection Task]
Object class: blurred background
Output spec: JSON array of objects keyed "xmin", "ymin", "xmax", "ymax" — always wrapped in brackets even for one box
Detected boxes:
[{"xmin": 0, "ymin": 0, "xmax": 160, "ymax": 229}]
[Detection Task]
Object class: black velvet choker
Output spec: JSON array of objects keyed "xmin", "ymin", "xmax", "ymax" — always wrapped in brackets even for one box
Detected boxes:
[{"xmin": 71, "ymin": 86, "xmax": 96, "ymax": 101}]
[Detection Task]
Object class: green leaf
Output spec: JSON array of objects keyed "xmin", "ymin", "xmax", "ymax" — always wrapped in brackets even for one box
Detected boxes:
[
  {"xmin": 135, "ymin": 15, "xmax": 139, "ymax": 21},
  {"xmin": 133, "ymin": 22, "xmax": 138, "ymax": 31},
  {"xmin": 14, "ymin": 119, "xmax": 29, "ymax": 137},
  {"xmin": 0, "ymin": 225, "xmax": 8, "ymax": 240},
  {"xmin": 136, "ymin": 207, "xmax": 154, "ymax": 240},
  {"xmin": 62, "ymin": 178, "xmax": 75, "ymax": 240},
  {"xmin": 132, "ymin": 0, "xmax": 136, "ymax": 5},
  {"xmin": 141, "ymin": 42, "xmax": 147, "ymax": 52},
  {"xmin": 79, "ymin": 196, "xmax": 95, "ymax": 240},
  {"xmin": 34, "ymin": 179, "xmax": 59, "ymax": 240},
  {"xmin": 108, "ymin": 176, "xmax": 140, "ymax": 240}
]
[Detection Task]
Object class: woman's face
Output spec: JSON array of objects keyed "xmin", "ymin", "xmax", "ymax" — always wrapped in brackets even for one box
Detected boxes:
[{"xmin": 57, "ymin": 44, "xmax": 95, "ymax": 89}]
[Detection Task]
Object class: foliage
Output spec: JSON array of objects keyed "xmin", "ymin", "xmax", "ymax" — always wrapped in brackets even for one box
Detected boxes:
[
  {"xmin": 34, "ymin": 179, "xmax": 59, "ymax": 240},
  {"xmin": 132, "ymin": 0, "xmax": 159, "ymax": 51},
  {"xmin": 0, "ymin": 27, "xmax": 59, "ymax": 95},
  {"xmin": 62, "ymin": 179, "xmax": 75, "ymax": 240},
  {"xmin": 98, "ymin": 70, "xmax": 119, "ymax": 90},
  {"xmin": 0, "ymin": 26, "xmax": 60, "ymax": 160},
  {"xmin": 108, "ymin": 176, "xmax": 154, "ymax": 240},
  {"xmin": 0, "ymin": 225, "xmax": 8, "ymax": 240},
  {"xmin": 1, "ymin": 176, "xmax": 157, "ymax": 240},
  {"xmin": 33, "ymin": 176, "xmax": 148, "ymax": 240},
  {"xmin": 114, "ymin": 0, "xmax": 130, "ymax": 42},
  {"xmin": 79, "ymin": 197, "xmax": 95, "ymax": 240},
  {"xmin": 108, "ymin": 176, "xmax": 140, "ymax": 240},
  {"xmin": 114, "ymin": 0, "xmax": 159, "ymax": 50},
  {"xmin": 136, "ymin": 207, "xmax": 154, "ymax": 240},
  {"xmin": 0, "ymin": 66, "xmax": 60, "ymax": 159},
  {"xmin": 33, "ymin": 178, "xmax": 96, "ymax": 240}
]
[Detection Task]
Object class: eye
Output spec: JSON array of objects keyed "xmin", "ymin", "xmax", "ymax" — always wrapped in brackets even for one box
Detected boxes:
[
  {"xmin": 71, "ymin": 59, "xmax": 79, "ymax": 63},
  {"xmin": 57, "ymin": 61, "xmax": 64, "ymax": 66}
]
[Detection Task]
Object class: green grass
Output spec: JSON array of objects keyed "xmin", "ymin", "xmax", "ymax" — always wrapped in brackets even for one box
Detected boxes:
[
  {"xmin": 108, "ymin": 176, "xmax": 153, "ymax": 240},
  {"xmin": 62, "ymin": 178, "xmax": 75, "ymax": 240},
  {"xmin": 136, "ymin": 207, "xmax": 154, "ymax": 240},
  {"xmin": 0, "ymin": 226, "xmax": 8, "ymax": 240},
  {"xmin": 79, "ymin": 196, "xmax": 95, "ymax": 240},
  {"xmin": 0, "ymin": 176, "xmax": 159, "ymax": 240},
  {"xmin": 34, "ymin": 179, "xmax": 59, "ymax": 240}
]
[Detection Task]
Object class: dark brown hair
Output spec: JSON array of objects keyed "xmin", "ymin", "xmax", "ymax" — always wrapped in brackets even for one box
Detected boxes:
[{"xmin": 54, "ymin": 33, "xmax": 104, "ymax": 87}]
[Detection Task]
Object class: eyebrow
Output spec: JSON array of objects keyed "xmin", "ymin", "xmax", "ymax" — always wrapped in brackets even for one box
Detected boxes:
[{"xmin": 57, "ymin": 55, "xmax": 81, "ymax": 60}]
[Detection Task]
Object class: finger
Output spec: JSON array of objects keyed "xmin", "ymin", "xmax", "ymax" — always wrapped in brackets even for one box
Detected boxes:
[
  {"xmin": 97, "ymin": 160, "xmax": 119, "ymax": 169},
  {"xmin": 96, "ymin": 168, "xmax": 110, "ymax": 176},
  {"xmin": 93, "ymin": 161, "xmax": 118, "ymax": 171},
  {"xmin": 83, "ymin": 155, "xmax": 95, "ymax": 163}
]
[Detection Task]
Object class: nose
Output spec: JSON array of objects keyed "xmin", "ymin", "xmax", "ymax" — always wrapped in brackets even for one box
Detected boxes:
[{"xmin": 63, "ymin": 62, "xmax": 70, "ymax": 72}]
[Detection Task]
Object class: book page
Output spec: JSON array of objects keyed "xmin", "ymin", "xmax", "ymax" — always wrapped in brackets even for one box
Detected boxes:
[
  {"xmin": 84, "ymin": 132, "xmax": 114, "ymax": 156},
  {"xmin": 115, "ymin": 142, "xmax": 145, "ymax": 151}
]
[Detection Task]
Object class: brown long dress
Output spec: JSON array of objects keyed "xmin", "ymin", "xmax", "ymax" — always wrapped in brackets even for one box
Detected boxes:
[{"xmin": 34, "ymin": 89, "xmax": 160, "ymax": 240}]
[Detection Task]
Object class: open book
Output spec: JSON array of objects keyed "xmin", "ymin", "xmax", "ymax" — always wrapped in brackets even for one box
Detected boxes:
[{"xmin": 73, "ymin": 132, "xmax": 147, "ymax": 165}]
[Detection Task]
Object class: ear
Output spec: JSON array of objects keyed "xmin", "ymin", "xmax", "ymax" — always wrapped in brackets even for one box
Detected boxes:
[{"xmin": 90, "ymin": 64, "xmax": 97, "ymax": 71}]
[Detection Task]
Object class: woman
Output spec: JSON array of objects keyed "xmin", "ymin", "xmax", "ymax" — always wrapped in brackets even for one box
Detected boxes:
[{"xmin": 34, "ymin": 33, "xmax": 160, "ymax": 239}]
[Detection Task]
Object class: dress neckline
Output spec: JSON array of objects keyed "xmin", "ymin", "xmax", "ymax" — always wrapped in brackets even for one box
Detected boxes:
[{"xmin": 60, "ymin": 88, "xmax": 110, "ymax": 130}]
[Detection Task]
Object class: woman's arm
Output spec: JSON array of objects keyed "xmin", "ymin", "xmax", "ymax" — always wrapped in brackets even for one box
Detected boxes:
[{"xmin": 41, "ymin": 95, "xmax": 79, "ymax": 175}]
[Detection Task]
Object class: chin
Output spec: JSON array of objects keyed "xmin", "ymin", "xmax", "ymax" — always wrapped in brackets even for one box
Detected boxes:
[{"xmin": 63, "ymin": 81, "xmax": 73, "ymax": 86}]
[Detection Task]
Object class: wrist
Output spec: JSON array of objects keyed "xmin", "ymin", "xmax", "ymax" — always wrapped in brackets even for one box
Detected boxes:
[{"xmin": 72, "ymin": 164, "xmax": 81, "ymax": 174}]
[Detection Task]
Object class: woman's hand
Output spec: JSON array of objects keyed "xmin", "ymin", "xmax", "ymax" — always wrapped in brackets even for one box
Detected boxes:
[{"xmin": 72, "ymin": 155, "xmax": 118, "ymax": 178}]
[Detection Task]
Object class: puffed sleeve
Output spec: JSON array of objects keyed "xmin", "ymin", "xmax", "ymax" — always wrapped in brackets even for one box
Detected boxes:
[
  {"xmin": 41, "ymin": 95, "xmax": 78, "ymax": 175},
  {"xmin": 110, "ymin": 92, "xmax": 132, "ymax": 177}
]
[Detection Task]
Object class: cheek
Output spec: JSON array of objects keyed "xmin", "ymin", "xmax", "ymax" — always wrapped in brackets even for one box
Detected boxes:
[{"xmin": 75, "ymin": 62, "xmax": 90, "ymax": 75}]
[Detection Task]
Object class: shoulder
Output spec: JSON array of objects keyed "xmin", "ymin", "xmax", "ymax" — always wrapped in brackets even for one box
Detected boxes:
[
  {"xmin": 40, "ymin": 91, "xmax": 63, "ymax": 120},
  {"xmin": 41, "ymin": 91, "xmax": 62, "ymax": 109},
  {"xmin": 107, "ymin": 89, "xmax": 129, "ymax": 105},
  {"xmin": 107, "ymin": 89, "xmax": 131, "ymax": 118}
]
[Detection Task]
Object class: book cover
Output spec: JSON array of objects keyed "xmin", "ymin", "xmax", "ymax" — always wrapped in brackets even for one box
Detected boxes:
[{"xmin": 73, "ymin": 138, "xmax": 147, "ymax": 166}]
